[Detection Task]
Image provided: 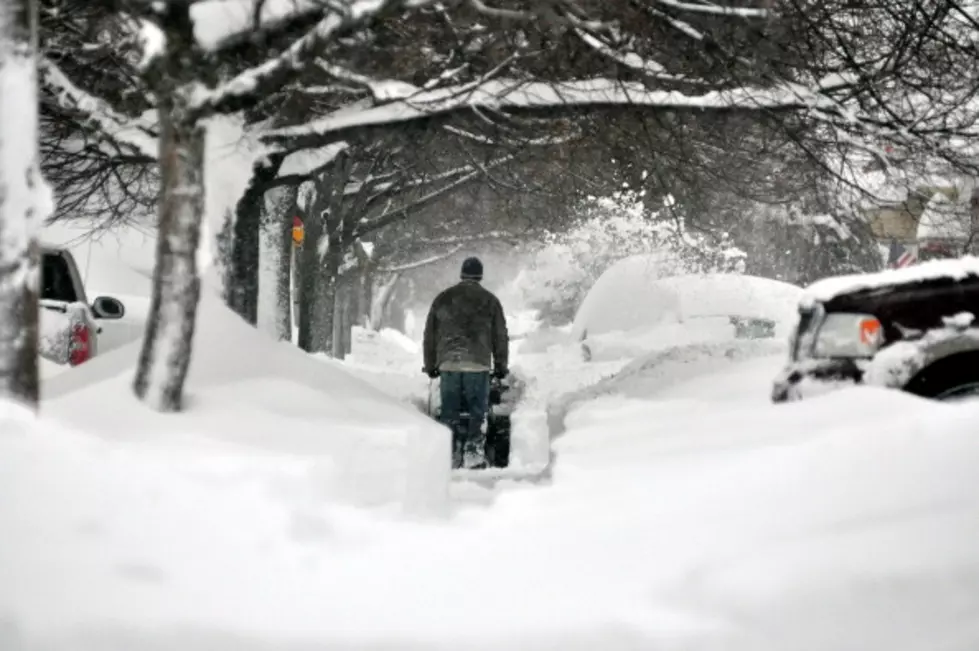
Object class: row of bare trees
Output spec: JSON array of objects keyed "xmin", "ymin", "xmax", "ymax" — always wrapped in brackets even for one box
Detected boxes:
[{"xmin": 2, "ymin": 0, "xmax": 977, "ymax": 411}]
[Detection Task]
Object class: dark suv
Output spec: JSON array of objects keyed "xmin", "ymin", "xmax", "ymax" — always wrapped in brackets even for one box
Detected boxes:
[{"xmin": 772, "ymin": 259, "xmax": 979, "ymax": 402}]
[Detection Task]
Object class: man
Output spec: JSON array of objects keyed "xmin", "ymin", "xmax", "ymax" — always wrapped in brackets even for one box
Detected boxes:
[{"xmin": 423, "ymin": 256, "xmax": 509, "ymax": 469}]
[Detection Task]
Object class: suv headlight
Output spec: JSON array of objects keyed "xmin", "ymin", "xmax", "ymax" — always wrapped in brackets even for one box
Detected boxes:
[{"xmin": 810, "ymin": 312, "xmax": 884, "ymax": 359}]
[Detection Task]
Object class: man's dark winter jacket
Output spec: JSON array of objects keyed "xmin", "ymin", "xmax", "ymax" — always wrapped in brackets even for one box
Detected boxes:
[{"xmin": 423, "ymin": 280, "xmax": 509, "ymax": 373}]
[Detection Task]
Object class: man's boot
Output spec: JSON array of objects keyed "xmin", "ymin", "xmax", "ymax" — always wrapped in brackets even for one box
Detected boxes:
[
  {"xmin": 462, "ymin": 417, "xmax": 488, "ymax": 470},
  {"xmin": 451, "ymin": 423, "xmax": 464, "ymax": 469}
]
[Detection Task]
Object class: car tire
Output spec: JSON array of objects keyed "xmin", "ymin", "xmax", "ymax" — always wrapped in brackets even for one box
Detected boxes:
[{"xmin": 903, "ymin": 351, "xmax": 979, "ymax": 401}]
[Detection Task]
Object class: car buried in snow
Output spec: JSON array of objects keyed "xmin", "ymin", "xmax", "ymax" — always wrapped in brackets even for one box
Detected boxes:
[
  {"xmin": 571, "ymin": 263, "xmax": 804, "ymax": 363},
  {"xmin": 772, "ymin": 257, "xmax": 979, "ymax": 402},
  {"xmin": 40, "ymin": 245, "xmax": 127, "ymax": 368}
]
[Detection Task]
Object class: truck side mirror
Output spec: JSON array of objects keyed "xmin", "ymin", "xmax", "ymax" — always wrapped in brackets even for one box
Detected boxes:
[{"xmin": 92, "ymin": 296, "xmax": 125, "ymax": 320}]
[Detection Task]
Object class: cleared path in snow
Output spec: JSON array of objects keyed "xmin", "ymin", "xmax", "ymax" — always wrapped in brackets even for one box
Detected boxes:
[{"xmin": 328, "ymin": 329, "xmax": 788, "ymax": 508}]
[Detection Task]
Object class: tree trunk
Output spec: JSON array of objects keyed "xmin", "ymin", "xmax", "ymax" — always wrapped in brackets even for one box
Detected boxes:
[
  {"xmin": 225, "ymin": 161, "xmax": 280, "ymax": 325},
  {"xmin": 297, "ymin": 228, "xmax": 342, "ymax": 354},
  {"xmin": 132, "ymin": 108, "xmax": 205, "ymax": 411},
  {"xmin": 385, "ymin": 301, "xmax": 407, "ymax": 334},
  {"xmin": 370, "ymin": 272, "xmax": 401, "ymax": 330},
  {"xmin": 258, "ymin": 184, "xmax": 296, "ymax": 341},
  {"xmin": 0, "ymin": 0, "xmax": 45, "ymax": 407},
  {"xmin": 359, "ymin": 265, "xmax": 372, "ymax": 329},
  {"xmin": 131, "ymin": 2, "xmax": 208, "ymax": 412},
  {"xmin": 316, "ymin": 244, "xmax": 341, "ymax": 354},
  {"xmin": 296, "ymin": 212, "xmax": 321, "ymax": 352},
  {"xmin": 333, "ymin": 276, "xmax": 357, "ymax": 360},
  {"xmin": 344, "ymin": 282, "xmax": 355, "ymax": 356},
  {"xmin": 275, "ymin": 198, "xmax": 295, "ymax": 342},
  {"xmin": 332, "ymin": 281, "xmax": 345, "ymax": 360},
  {"xmin": 313, "ymin": 275, "xmax": 335, "ymax": 353}
]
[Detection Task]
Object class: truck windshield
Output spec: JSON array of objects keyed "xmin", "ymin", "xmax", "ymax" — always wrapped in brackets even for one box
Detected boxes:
[{"xmin": 42, "ymin": 253, "xmax": 79, "ymax": 303}]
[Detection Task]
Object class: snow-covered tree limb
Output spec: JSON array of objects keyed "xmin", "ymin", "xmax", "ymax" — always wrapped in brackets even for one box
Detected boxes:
[
  {"xmin": 200, "ymin": 1, "xmax": 331, "ymax": 54},
  {"xmin": 188, "ymin": 0, "xmax": 429, "ymax": 118},
  {"xmin": 39, "ymin": 58, "xmax": 158, "ymax": 160},
  {"xmin": 354, "ymin": 153, "xmax": 513, "ymax": 236},
  {"xmin": 655, "ymin": 0, "xmax": 769, "ymax": 19},
  {"xmin": 316, "ymin": 59, "xmax": 420, "ymax": 101},
  {"xmin": 266, "ymin": 141, "xmax": 350, "ymax": 188},
  {"xmin": 262, "ymin": 75, "xmax": 872, "ymax": 148},
  {"xmin": 377, "ymin": 244, "xmax": 463, "ymax": 273},
  {"xmin": 572, "ymin": 28, "xmax": 696, "ymax": 85},
  {"xmin": 408, "ymin": 232, "xmax": 520, "ymax": 247}
]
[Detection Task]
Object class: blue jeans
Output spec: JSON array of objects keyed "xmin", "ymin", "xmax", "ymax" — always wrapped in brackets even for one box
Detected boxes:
[{"xmin": 439, "ymin": 371, "xmax": 490, "ymax": 466}]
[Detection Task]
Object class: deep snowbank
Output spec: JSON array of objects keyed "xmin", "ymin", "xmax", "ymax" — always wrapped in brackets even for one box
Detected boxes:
[
  {"xmin": 43, "ymin": 293, "xmax": 450, "ymax": 515},
  {"xmin": 547, "ymin": 338, "xmax": 789, "ymax": 436},
  {"xmin": 552, "ymin": 387, "xmax": 979, "ymax": 651}
]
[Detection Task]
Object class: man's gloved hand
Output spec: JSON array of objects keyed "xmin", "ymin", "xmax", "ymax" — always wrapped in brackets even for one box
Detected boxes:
[
  {"xmin": 493, "ymin": 367, "xmax": 508, "ymax": 380},
  {"xmin": 424, "ymin": 367, "xmax": 440, "ymax": 379}
]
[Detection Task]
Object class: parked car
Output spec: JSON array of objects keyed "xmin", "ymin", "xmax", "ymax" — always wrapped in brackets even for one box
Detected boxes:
[
  {"xmin": 40, "ymin": 245, "xmax": 126, "ymax": 367},
  {"xmin": 571, "ymin": 260, "xmax": 803, "ymax": 362},
  {"xmin": 772, "ymin": 257, "xmax": 979, "ymax": 402}
]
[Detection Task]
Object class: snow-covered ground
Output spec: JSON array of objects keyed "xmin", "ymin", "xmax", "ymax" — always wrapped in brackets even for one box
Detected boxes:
[{"xmin": 551, "ymin": 387, "xmax": 979, "ymax": 651}]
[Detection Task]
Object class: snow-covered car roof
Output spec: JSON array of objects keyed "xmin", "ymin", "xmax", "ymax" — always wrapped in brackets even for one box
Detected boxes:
[
  {"xmin": 572, "ymin": 258, "xmax": 803, "ymax": 339},
  {"xmin": 802, "ymin": 256, "xmax": 979, "ymax": 307}
]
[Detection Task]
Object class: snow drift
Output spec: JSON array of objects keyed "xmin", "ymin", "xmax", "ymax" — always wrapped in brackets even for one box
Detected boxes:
[{"xmin": 43, "ymin": 292, "xmax": 451, "ymax": 515}]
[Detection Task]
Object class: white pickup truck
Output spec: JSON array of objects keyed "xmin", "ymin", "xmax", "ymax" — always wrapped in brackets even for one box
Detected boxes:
[{"xmin": 40, "ymin": 245, "xmax": 127, "ymax": 367}]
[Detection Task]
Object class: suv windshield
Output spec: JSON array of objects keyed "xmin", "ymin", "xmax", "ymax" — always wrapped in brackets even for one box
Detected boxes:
[{"xmin": 42, "ymin": 253, "xmax": 79, "ymax": 303}]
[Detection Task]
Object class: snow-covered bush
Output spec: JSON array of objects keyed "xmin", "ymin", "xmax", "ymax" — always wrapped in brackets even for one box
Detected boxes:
[{"xmin": 513, "ymin": 192, "xmax": 746, "ymax": 326}]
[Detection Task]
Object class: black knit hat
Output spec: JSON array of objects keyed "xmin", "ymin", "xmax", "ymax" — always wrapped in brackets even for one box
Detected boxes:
[{"xmin": 460, "ymin": 256, "xmax": 483, "ymax": 280}]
